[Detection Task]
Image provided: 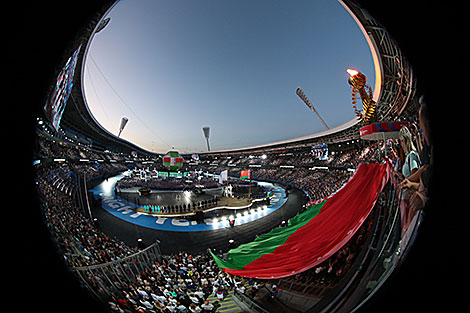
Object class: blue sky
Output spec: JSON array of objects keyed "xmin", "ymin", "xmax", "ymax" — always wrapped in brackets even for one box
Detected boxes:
[{"xmin": 84, "ymin": 0, "xmax": 375, "ymax": 154}]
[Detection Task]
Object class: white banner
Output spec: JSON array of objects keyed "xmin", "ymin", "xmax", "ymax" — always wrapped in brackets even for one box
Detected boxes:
[{"xmin": 219, "ymin": 170, "xmax": 228, "ymax": 184}]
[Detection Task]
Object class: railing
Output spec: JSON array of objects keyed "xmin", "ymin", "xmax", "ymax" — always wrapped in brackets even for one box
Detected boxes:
[
  {"xmin": 69, "ymin": 241, "xmax": 161, "ymax": 303},
  {"xmin": 266, "ymin": 180, "xmax": 390, "ymax": 300},
  {"xmin": 305, "ymin": 176, "xmax": 423, "ymax": 313},
  {"xmin": 315, "ymin": 180, "xmax": 402, "ymax": 313},
  {"xmin": 233, "ymin": 289, "xmax": 271, "ymax": 313},
  {"xmin": 249, "ymin": 168, "xmax": 421, "ymax": 313},
  {"xmin": 347, "ymin": 198, "xmax": 423, "ymax": 313}
]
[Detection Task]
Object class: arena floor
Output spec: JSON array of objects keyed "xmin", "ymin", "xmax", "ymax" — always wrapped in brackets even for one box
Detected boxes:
[
  {"xmin": 90, "ymin": 182, "xmax": 308, "ymax": 254},
  {"xmin": 89, "ymin": 172, "xmax": 289, "ymax": 231}
]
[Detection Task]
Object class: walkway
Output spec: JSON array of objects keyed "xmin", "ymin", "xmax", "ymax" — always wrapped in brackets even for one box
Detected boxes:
[{"xmin": 206, "ymin": 290, "xmax": 245, "ymax": 313}]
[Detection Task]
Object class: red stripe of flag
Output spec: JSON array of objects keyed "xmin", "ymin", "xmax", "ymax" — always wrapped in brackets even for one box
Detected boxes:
[{"xmin": 240, "ymin": 169, "xmax": 250, "ymax": 179}]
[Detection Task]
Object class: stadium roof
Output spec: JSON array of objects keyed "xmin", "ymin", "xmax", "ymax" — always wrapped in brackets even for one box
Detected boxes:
[
  {"xmin": 199, "ymin": 118, "xmax": 360, "ymax": 155},
  {"xmin": 47, "ymin": 1, "xmax": 153, "ymax": 156}
]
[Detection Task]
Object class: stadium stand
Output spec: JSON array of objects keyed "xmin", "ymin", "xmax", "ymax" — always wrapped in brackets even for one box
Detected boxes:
[
  {"xmin": 27, "ymin": 0, "xmax": 446, "ymax": 312},
  {"xmin": 34, "ymin": 123, "xmax": 422, "ymax": 313}
]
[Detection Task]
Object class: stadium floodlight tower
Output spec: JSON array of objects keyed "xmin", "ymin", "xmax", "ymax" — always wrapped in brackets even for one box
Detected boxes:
[
  {"xmin": 117, "ymin": 116, "xmax": 129, "ymax": 137},
  {"xmin": 202, "ymin": 126, "xmax": 211, "ymax": 151},
  {"xmin": 296, "ymin": 87, "xmax": 329, "ymax": 130}
]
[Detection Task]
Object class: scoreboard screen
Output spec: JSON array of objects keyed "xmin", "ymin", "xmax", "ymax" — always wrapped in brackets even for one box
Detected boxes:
[
  {"xmin": 312, "ymin": 143, "xmax": 328, "ymax": 160},
  {"xmin": 44, "ymin": 45, "xmax": 81, "ymax": 131}
]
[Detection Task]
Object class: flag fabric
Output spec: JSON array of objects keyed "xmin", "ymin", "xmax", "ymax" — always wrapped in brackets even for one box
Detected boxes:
[
  {"xmin": 219, "ymin": 170, "xmax": 228, "ymax": 184},
  {"xmin": 240, "ymin": 169, "xmax": 250, "ymax": 180},
  {"xmin": 211, "ymin": 162, "xmax": 391, "ymax": 279},
  {"xmin": 163, "ymin": 151, "xmax": 183, "ymax": 171}
]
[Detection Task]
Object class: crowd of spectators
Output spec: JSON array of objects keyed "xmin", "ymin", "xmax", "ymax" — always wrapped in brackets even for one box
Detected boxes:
[
  {"xmin": 37, "ymin": 133, "xmax": 132, "ymax": 181},
  {"xmin": 199, "ymin": 166, "xmax": 352, "ymax": 203},
  {"xmin": 37, "ymin": 132, "xmax": 126, "ymax": 162},
  {"xmin": 36, "ymin": 163, "xmax": 139, "ymax": 267},
  {"xmin": 116, "ymin": 176, "xmax": 222, "ymax": 191},
  {"xmin": 82, "ymin": 210, "xmax": 375, "ymax": 313},
  {"xmin": 35, "ymin": 114, "xmax": 431, "ymax": 312},
  {"xmin": 45, "ymin": 165, "xmax": 77, "ymax": 196},
  {"xmin": 202, "ymin": 142, "xmax": 381, "ymax": 171},
  {"xmin": 103, "ymin": 251, "xmax": 256, "ymax": 313},
  {"xmin": 35, "ymin": 156, "xmax": 372, "ymax": 311},
  {"xmin": 289, "ymin": 169, "xmax": 351, "ymax": 201},
  {"xmin": 196, "ymin": 142, "xmax": 388, "ymax": 203}
]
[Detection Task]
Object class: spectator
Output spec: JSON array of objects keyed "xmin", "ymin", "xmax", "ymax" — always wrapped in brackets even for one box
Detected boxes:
[
  {"xmin": 399, "ymin": 98, "xmax": 433, "ymax": 213},
  {"xmin": 194, "ymin": 288, "xmax": 205, "ymax": 301},
  {"xmin": 200, "ymin": 300, "xmax": 214, "ymax": 313},
  {"xmin": 268, "ymin": 285, "xmax": 278, "ymax": 302},
  {"xmin": 188, "ymin": 303, "xmax": 202, "ymax": 313},
  {"xmin": 140, "ymin": 297, "xmax": 154, "ymax": 310},
  {"xmin": 137, "ymin": 287, "xmax": 150, "ymax": 299},
  {"xmin": 176, "ymin": 301, "xmax": 187, "ymax": 312},
  {"xmin": 189, "ymin": 293, "xmax": 200, "ymax": 304},
  {"xmin": 398, "ymin": 126, "xmax": 421, "ymax": 178}
]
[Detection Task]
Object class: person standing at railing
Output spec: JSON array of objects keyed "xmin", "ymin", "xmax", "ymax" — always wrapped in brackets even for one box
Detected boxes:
[
  {"xmin": 267, "ymin": 285, "xmax": 278, "ymax": 302},
  {"xmin": 398, "ymin": 97, "xmax": 433, "ymax": 215},
  {"xmin": 398, "ymin": 126, "xmax": 421, "ymax": 179},
  {"xmin": 395, "ymin": 126, "xmax": 421, "ymax": 229}
]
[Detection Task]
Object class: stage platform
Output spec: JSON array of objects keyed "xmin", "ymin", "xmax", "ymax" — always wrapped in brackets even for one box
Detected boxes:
[
  {"xmin": 89, "ymin": 172, "xmax": 289, "ymax": 232},
  {"xmin": 118, "ymin": 182, "xmax": 269, "ymax": 217},
  {"xmin": 89, "ymin": 175, "xmax": 309, "ymax": 255},
  {"xmin": 133, "ymin": 196, "xmax": 258, "ymax": 216}
]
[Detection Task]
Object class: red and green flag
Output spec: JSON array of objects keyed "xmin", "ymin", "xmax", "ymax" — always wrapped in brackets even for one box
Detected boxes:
[
  {"xmin": 163, "ymin": 151, "xmax": 183, "ymax": 171},
  {"xmin": 211, "ymin": 162, "xmax": 391, "ymax": 279},
  {"xmin": 240, "ymin": 169, "xmax": 250, "ymax": 180}
]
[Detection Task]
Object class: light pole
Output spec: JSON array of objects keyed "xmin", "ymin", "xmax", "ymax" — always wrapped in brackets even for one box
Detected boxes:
[
  {"xmin": 117, "ymin": 116, "xmax": 129, "ymax": 137},
  {"xmin": 296, "ymin": 87, "xmax": 329, "ymax": 130},
  {"xmin": 202, "ymin": 126, "xmax": 211, "ymax": 151}
]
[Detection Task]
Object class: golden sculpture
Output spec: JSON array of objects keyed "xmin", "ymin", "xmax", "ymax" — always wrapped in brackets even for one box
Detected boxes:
[{"xmin": 347, "ymin": 69, "xmax": 377, "ymax": 125}]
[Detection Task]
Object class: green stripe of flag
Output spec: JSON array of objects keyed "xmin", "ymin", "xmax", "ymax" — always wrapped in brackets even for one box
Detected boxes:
[{"xmin": 211, "ymin": 200, "xmax": 326, "ymax": 270}]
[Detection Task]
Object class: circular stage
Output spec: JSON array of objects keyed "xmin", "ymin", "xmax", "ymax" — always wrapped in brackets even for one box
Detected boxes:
[{"xmin": 90, "ymin": 171, "xmax": 287, "ymax": 232}]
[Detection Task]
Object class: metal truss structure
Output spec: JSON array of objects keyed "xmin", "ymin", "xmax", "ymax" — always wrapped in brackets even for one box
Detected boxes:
[{"xmin": 341, "ymin": 0, "xmax": 420, "ymax": 121}]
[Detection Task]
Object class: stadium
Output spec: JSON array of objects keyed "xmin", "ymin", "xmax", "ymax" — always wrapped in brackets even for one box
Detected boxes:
[{"xmin": 20, "ymin": 0, "xmax": 458, "ymax": 312}]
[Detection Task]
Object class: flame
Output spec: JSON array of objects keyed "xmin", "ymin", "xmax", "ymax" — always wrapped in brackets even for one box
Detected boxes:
[{"xmin": 347, "ymin": 69, "xmax": 359, "ymax": 76}]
